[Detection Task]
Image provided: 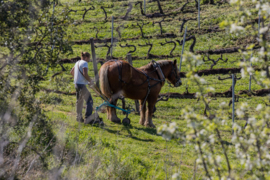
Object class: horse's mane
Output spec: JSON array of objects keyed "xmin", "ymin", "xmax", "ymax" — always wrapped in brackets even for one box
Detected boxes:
[{"xmin": 139, "ymin": 60, "xmax": 171, "ymax": 70}]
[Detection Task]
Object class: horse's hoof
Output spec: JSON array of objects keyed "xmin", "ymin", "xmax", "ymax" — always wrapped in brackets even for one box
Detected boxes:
[
  {"xmin": 139, "ymin": 120, "xmax": 145, "ymax": 125},
  {"xmin": 111, "ymin": 118, "xmax": 121, "ymax": 124}
]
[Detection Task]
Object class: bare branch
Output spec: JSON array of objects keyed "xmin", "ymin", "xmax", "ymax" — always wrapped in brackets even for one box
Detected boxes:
[
  {"xmin": 138, "ymin": 41, "xmax": 153, "ymax": 58},
  {"xmin": 153, "ymin": 17, "xmax": 165, "ymax": 35},
  {"xmin": 82, "ymin": 6, "xmax": 95, "ymax": 20},
  {"xmin": 136, "ymin": 22, "xmax": 150, "ymax": 38},
  {"xmin": 122, "ymin": 3, "xmax": 133, "ymax": 20},
  {"xmin": 135, "ymin": 1, "xmax": 145, "ymax": 15},
  {"xmin": 160, "ymin": 39, "xmax": 176, "ymax": 56},
  {"xmin": 119, "ymin": 43, "xmax": 137, "ymax": 53},
  {"xmin": 203, "ymin": 54, "xmax": 228, "ymax": 69},
  {"xmin": 176, "ymin": 35, "xmax": 196, "ymax": 53}
]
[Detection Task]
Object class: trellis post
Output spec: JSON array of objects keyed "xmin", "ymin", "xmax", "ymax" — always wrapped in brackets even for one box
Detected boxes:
[
  {"xmin": 258, "ymin": 13, "xmax": 261, "ymax": 38},
  {"xmin": 198, "ymin": 0, "xmax": 200, "ymax": 29},
  {"xmin": 144, "ymin": 0, "xmax": 146, "ymax": 14},
  {"xmin": 127, "ymin": 53, "xmax": 140, "ymax": 113},
  {"xmin": 179, "ymin": 26, "xmax": 187, "ymax": 72},
  {"xmin": 111, "ymin": 16, "xmax": 114, "ymax": 59},
  {"xmin": 249, "ymin": 55, "xmax": 252, "ymax": 92},
  {"xmin": 232, "ymin": 74, "xmax": 235, "ymax": 134},
  {"xmin": 90, "ymin": 38, "xmax": 99, "ymax": 87}
]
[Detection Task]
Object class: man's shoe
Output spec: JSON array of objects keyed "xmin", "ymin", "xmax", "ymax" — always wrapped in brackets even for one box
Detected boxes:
[
  {"xmin": 85, "ymin": 113, "xmax": 103, "ymax": 125},
  {"xmin": 76, "ymin": 117, "xmax": 84, "ymax": 123}
]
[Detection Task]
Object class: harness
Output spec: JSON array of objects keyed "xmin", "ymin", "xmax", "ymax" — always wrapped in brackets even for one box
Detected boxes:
[
  {"xmin": 110, "ymin": 60, "xmax": 180, "ymax": 111},
  {"xmin": 169, "ymin": 61, "xmax": 181, "ymax": 87},
  {"xmin": 108, "ymin": 60, "xmax": 127, "ymax": 84}
]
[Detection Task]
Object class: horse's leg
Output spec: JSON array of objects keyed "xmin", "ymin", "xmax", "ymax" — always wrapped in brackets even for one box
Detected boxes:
[
  {"xmin": 105, "ymin": 87, "xmax": 122, "ymax": 123},
  {"xmin": 144, "ymin": 97, "xmax": 157, "ymax": 128},
  {"xmin": 110, "ymin": 99, "xmax": 121, "ymax": 123},
  {"xmin": 139, "ymin": 99, "xmax": 146, "ymax": 126},
  {"xmin": 106, "ymin": 104, "xmax": 121, "ymax": 123}
]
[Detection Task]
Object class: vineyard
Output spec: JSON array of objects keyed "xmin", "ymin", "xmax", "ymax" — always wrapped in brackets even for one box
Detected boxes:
[{"xmin": 1, "ymin": 0, "xmax": 270, "ymax": 179}]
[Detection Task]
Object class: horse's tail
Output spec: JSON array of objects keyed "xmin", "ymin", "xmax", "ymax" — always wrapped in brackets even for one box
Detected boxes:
[{"xmin": 99, "ymin": 65, "xmax": 112, "ymax": 98}]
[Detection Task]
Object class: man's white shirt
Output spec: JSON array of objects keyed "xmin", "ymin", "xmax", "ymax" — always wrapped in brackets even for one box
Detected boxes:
[{"xmin": 74, "ymin": 60, "xmax": 88, "ymax": 84}]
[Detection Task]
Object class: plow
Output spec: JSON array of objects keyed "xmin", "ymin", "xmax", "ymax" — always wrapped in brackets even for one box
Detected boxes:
[{"xmin": 90, "ymin": 84, "xmax": 134, "ymax": 125}]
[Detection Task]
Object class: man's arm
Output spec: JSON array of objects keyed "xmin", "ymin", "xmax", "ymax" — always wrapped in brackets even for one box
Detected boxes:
[
  {"xmin": 70, "ymin": 67, "xmax": 75, "ymax": 77},
  {"xmin": 83, "ymin": 67, "xmax": 93, "ymax": 84}
]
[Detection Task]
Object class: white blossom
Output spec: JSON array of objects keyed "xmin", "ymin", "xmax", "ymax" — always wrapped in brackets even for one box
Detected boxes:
[
  {"xmin": 230, "ymin": 0, "xmax": 239, "ymax": 4},
  {"xmin": 219, "ymin": 102, "xmax": 227, "ymax": 108},
  {"xmin": 250, "ymin": 57, "xmax": 259, "ymax": 63},
  {"xmin": 241, "ymin": 68, "xmax": 246, "ymax": 78},
  {"xmin": 230, "ymin": 23, "xmax": 245, "ymax": 33},
  {"xmin": 262, "ymin": 3, "xmax": 270, "ymax": 15},
  {"xmin": 258, "ymin": 47, "xmax": 265, "ymax": 57},
  {"xmin": 260, "ymin": 27, "xmax": 268, "ymax": 34},
  {"xmin": 256, "ymin": 104, "xmax": 263, "ymax": 111},
  {"xmin": 199, "ymin": 78, "xmax": 207, "ymax": 84},
  {"xmin": 172, "ymin": 173, "xmax": 180, "ymax": 180},
  {"xmin": 247, "ymin": 67, "xmax": 254, "ymax": 75}
]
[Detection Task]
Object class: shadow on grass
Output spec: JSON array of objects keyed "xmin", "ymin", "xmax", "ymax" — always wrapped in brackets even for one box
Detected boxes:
[
  {"xmin": 131, "ymin": 126, "xmax": 158, "ymax": 136},
  {"xmin": 99, "ymin": 124, "xmax": 156, "ymax": 142},
  {"xmin": 91, "ymin": 120, "xmax": 158, "ymax": 142},
  {"xmin": 122, "ymin": 125, "xmax": 155, "ymax": 142}
]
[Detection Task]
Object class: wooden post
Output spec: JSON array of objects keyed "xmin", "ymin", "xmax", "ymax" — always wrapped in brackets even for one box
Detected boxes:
[
  {"xmin": 127, "ymin": 53, "xmax": 140, "ymax": 113},
  {"xmin": 127, "ymin": 53, "xmax": 132, "ymax": 64},
  {"xmin": 90, "ymin": 38, "xmax": 99, "ymax": 87}
]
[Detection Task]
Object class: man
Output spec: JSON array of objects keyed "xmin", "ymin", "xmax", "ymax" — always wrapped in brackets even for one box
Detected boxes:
[{"xmin": 70, "ymin": 52, "xmax": 102, "ymax": 124}]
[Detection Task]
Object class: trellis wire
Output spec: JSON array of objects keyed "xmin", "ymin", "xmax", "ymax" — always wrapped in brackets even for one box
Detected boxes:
[
  {"xmin": 111, "ymin": 16, "xmax": 114, "ymax": 59},
  {"xmin": 232, "ymin": 74, "xmax": 235, "ymax": 134},
  {"xmin": 179, "ymin": 26, "xmax": 187, "ymax": 72},
  {"xmin": 198, "ymin": 0, "xmax": 200, "ymax": 29}
]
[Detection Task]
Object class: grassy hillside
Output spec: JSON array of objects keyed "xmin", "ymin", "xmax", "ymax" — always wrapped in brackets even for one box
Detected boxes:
[{"xmin": 32, "ymin": 0, "xmax": 268, "ymax": 179}]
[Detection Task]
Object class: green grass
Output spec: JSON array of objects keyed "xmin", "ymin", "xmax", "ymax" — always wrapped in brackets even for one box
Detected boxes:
[{"xmin": 34, "ymin": 0, "xmax": 268, "ymax": 179}]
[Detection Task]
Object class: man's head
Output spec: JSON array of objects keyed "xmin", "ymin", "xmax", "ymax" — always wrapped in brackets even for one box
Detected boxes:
[{"xmin": 81, "ymin": 52, "xmax": 91, "ymax": 62}]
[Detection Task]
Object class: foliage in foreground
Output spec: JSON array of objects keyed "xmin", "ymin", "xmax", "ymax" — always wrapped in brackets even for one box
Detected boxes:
[
  {"xmin": 159, "ymin": 0, "xmax": 270, "ymax": 179},
  {"xmin": 0, "ymin": 0, "xmax": 73, "ymax": 178}
]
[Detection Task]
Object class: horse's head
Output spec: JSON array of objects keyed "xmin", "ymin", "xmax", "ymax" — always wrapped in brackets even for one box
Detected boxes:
[{"xmin": 167, "ymin": 60, "xmax": 182, "ymax": 87}]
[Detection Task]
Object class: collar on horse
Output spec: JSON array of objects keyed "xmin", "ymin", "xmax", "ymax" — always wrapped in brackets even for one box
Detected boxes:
[{"xmin": 151, "ymin": 60, "xmax": 166, "ymax": 86}]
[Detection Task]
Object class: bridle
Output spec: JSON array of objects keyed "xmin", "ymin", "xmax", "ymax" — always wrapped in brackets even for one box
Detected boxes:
[{"xmin": 169, "ymin": 62, "xmax": 182, "ymax": 87}]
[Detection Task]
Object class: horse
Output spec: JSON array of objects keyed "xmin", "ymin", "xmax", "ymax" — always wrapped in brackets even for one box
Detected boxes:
[{"xmin": 99, "ymin": 59, "xmax": 182, "ymax": 128}]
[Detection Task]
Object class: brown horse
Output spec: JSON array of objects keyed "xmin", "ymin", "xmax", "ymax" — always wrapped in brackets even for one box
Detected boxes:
[{"xmin": 99, "ymin": 59, "xmax": 182, "ymax": 128}]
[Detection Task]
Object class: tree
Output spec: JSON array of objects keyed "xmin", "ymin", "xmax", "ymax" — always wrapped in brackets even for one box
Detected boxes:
[{"xmin": 0, "ymin": 0, "xmax": 73, "ymax": 178}]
